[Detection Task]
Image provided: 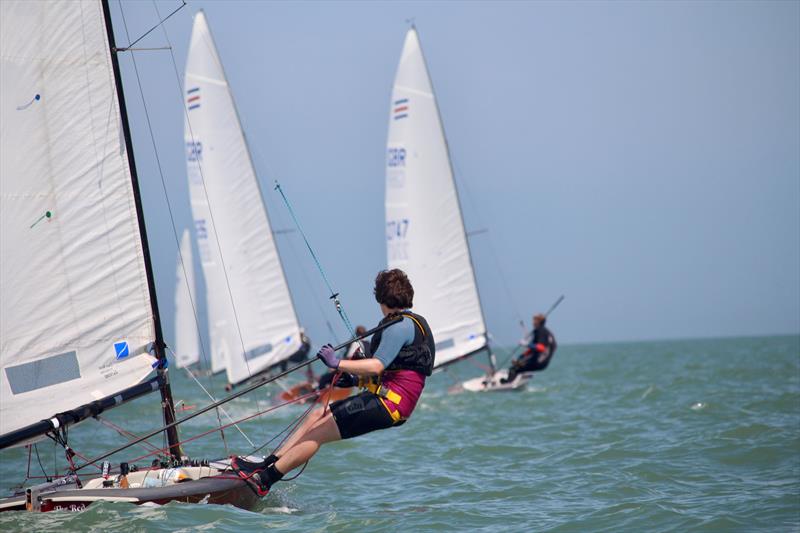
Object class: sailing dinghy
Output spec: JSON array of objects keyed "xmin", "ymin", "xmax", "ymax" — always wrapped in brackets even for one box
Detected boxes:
[
  {"xmin": 0, "ymin": 0, "xmax": 263, "ymax": 512},
  {"xmin": 184, "ymin": 11, "xmax": 310, "ymax": 391},
  {"xmin": 385, "ymin": 27, "xmax": 532, "ymax": 392}
]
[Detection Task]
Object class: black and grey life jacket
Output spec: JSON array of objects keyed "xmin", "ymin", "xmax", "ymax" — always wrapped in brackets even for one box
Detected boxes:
[{"xmin": 370, "ymin": 311, "xmax": 435, "ymax": 376}]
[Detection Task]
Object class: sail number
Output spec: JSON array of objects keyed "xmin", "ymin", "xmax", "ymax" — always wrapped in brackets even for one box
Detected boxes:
[
  {"xmin": 387, "ymin": 147, "xmax": 406, "ymax": 167},
  {"xmin": 186, "ymin": 141, "xmax": 203, "ymax": 162},
  {"xmin": 386, "ymin": 219, "xmax": 409, "ymax": 241}
]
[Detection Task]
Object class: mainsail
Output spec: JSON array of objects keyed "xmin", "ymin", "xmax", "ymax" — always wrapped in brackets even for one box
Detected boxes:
[
  {"xmin": 0, "ymin": 0, "xmax": 176, "ymax": 449},
  {"xmin": 385, "ymin": 28, "xmax": 488, "ymax": 369},
  {"xmin": 174, "ymin": 229, "xmax": 201, "ymax": 368},
  {"xmin": 184, "ymin": 11, "xmax": 303, "ymax": 386}
]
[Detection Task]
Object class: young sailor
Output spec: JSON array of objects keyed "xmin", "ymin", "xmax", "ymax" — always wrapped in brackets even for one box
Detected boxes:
[
  {"xmin": 232, "ymin": 269, "xmax": 434, "ymax": 495},
  {"xmin": 502, "ymin": 313, "xmax": 557, "ymax": 383}
]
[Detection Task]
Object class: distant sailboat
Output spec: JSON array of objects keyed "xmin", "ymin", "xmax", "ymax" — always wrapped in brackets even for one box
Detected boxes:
[
  {"xmin": 174, "ymin": 229, "xmax": 200, "ymax": 369},
  {"xmin": 184, "ymin": 11, "xmax": 309, "ymax": 389},
  {"xmin": 385, "ymin": 27, "xmax": 494, "ymax": 371},
  {"xmin": 0, "ymin": 0, "xmax": 262, "ymax": 511}
]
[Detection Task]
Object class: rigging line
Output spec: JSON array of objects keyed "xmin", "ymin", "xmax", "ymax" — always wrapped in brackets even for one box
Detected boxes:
[
  {"xmin": 114, "ymin": 3, "xmax": 225, "ymax": 436},
  {"xmin": 250, "ymin": 398, "xmax": 317, "ymax": 455},
  {"xmin": 150, "ymin": 0, "xmax": 259, "ymax": 385},
  {"xmin": 273, "ymin": 181, "xmax": 361, "ymax": 350},
  {"xmin": 121, "ymin": 46, "xmax": 172, "ymax": 51},
  {"xmin": 115, "ymin": 0, "xmax": 185, "ymax": 51},
  {"xmin": 26, "ymin": 446, "xmax": 32, "ymax": 480},
  {"xmin": 34, "ymin": 444, "xmax": 50, "ymax": 482},
  {"xmin": 246, "ymin": 143, "xmax": 342, "ymax": 343},
  {"xmin": 95, "ymin": 416, "xmax": 163, "ymax": 453},
  {"xmin": 71, "ymin": 319, "xmax": 399, "ymax": 472},
  {"xmin": 178, "ymin": 356, "xmax": 255, "ymax": 447},
  {"xmin": 115, "ymin": 2, "xmax": 230, "ymax": 424},
  {"xmin": 449, "ymin": 156, "xmax": 525, "ymax": 330},
  {"xmin": 125, "ymin": 390, "xmax": 319, "ymax": 465}
]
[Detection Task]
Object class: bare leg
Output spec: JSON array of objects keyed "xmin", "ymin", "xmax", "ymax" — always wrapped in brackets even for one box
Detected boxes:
[
  {"xmin": 274, "ymin": 412, "xmax": 341, "ymax": 474},
  {"xmin": 274, "ymin": 406, "xmax": 327, "ymax": 457}
]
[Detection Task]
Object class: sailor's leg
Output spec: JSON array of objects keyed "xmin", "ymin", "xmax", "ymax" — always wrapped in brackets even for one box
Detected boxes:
[
  {"xmin": 274, "ymin": 412, "xmax": 341, "ymax": 475},
  {"xmin": 274, "ymin": 405, "xmax": 327, "ymax": 457}
]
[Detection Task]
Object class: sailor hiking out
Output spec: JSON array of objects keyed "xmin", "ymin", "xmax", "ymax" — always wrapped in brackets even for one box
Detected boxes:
[
  {"xmin": 502, "ymin": 313, "xmax": 557, "ymax": 383},
  {"xmin": 232, "ymin": 269, "xmax": 434, "ymax": 494}
]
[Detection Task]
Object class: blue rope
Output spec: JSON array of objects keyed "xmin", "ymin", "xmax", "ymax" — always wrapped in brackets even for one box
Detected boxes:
[{"xmin": 274, "ymin": 181, "xmax": 358, "ymax": 343}]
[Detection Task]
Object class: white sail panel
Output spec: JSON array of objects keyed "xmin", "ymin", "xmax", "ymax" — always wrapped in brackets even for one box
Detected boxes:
[
  {"xmin": 385, "ymin": 28, "xmax": 487, "ymax": 368},
  {"xmin": 174, "ymin": 229, "xmax": 200, "ymax": 368},
  {"xmin": 0, "ymin": 0, "xmax": 157, "ymax": 439},
  {"xmin": 184, "ymin": 11, "xmax": 302, "ymax": 385}
]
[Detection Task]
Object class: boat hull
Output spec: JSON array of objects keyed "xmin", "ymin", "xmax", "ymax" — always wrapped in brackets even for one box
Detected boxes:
[
  {"xmin": 461, "ymin": 370, "xmax": 533, "ymax": 392},
  {"xmin": 0, "ymin": 474, "xmax": 258, "ymax": 513}
]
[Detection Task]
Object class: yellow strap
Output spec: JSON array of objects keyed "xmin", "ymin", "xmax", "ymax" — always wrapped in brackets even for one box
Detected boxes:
[
  {"xmin": 382, "ymin": 387, "xmax": 402, "ymax": 405},
  {"xmin": 365, "ymin": 382, "xmax": 403, "ymax": 406},
  {"xmin": 401, "ymin": 313, "xmax": 426, "ymax": 337},
  {"xmin": 378, "ymin": 398, "xmax": 403, "ymax": 423}
]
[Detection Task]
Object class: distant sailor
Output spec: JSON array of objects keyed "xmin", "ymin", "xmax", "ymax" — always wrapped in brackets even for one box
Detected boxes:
[
  {"xmin": 317, "ymin": 325, "xmax": 371, "ymax": 390},
  {"xmin": 501, "ymin": 313, "xmax": 557, "ymax": 383},
  {"xmin": 232, "ymin": 269, "xmax": 434, "ymax": 495}
]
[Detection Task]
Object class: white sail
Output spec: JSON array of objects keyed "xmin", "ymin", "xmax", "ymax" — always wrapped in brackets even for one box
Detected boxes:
[
  {"xmin": 385, "ymin": 28, "xmax": 488, "ymax": 368},
  {"xmin": 0, "ymin": 0, "xmax": 158, "ymax": 439},
  {"xmin": 174, "ymin": 229, "xmax": 200, "ymax": 368},
  {"xmin": 184, "ymin": 11, "xmax": 303, "ymax": 385}
]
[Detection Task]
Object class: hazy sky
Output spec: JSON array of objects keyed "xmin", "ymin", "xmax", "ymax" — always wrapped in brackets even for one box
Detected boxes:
[{"xmin": 108, "ymin": 0, "xmax": 799, "ymax": 351}]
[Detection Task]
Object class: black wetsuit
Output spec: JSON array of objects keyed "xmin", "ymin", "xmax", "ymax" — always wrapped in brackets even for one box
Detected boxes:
[{"xmin": 507, "ymin": 326, "xmax": 557, "ymax": 380}]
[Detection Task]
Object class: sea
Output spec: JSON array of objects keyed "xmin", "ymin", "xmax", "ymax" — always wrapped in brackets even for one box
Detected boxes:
[{"xmin": 1, "ymin": 335, "xmax": 798, "ymax": 532}]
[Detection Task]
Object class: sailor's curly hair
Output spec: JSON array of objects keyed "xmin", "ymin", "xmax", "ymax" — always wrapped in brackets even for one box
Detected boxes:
[{"xmin": 373, "ymin": 269, "xmax": 414, "ymax": 309}]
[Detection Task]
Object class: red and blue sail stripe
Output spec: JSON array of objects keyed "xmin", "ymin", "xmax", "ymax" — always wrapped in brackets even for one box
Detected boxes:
[
  {"xmin": 187, "ymin": 87, "xmax": 201, "ymax": 111},
  {"xmin": 393, "ymin": 98, "xmax": 408, "ymax": 120}
]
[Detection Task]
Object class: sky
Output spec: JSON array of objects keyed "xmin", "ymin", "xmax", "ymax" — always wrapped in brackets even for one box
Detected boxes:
[{"xmin": 107, "ymin": 0, "xmax": 800, "ymax": 352}]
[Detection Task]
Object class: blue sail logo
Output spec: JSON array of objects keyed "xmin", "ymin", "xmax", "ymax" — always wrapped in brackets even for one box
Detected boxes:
[{"xmin": 114, "ymin": 341, "xmax": 130, "ymax": 360}]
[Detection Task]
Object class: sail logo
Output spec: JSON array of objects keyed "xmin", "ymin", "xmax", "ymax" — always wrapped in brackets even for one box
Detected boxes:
[
  {"xmin": 187, "ymin": 87, "xmax": 201, "ymax": 111},
  {"xmin": 393, "ymin": 98, "xmax": 409, "ymax": 120},
  {"xmin": 387, "ymin": 147, "xmax": 406, "ymax": 167},
  {"xmin": 186, "ymin": 141, "xmax": 203, "ymax": 162},
  {"xmin": 114, "ymin": 341, "xmax": 130, "ymax": 360}
]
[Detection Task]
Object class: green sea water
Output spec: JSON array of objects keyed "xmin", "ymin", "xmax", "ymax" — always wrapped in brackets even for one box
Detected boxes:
[{"xmin": 1, "ymin": 335, "xmax": 798, "ymax": 532}]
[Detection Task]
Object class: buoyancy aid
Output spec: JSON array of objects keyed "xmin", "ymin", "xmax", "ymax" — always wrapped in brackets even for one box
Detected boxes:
[{"xmin": 370, "ymin": 311, "xmax": 436, "ymax": 376}]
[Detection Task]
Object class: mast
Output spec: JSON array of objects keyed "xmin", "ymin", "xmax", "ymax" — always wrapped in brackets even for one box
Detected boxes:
[{"xmin": 101, "ymin": 0, "xmax": 182, "ymax": 460}]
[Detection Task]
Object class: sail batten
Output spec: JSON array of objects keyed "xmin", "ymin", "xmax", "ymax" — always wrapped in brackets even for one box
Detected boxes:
[
  {"xmin": 184, "ymin": 11, "xmax": 303, "ymax": 386},
  {"xmin": 0, "ymin": 0, "xmax": 160, "ymax": 445},
  {"xmin": 385, "ymin": 28, "xmax": 488, "ymax": 369}
]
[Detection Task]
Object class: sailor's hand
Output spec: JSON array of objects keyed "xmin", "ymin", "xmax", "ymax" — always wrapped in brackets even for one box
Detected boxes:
[{"xmin": 317, "ymin": 344, "xmax": 341, "ymax": 369}]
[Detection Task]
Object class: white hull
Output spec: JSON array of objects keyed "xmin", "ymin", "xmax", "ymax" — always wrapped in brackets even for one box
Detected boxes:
[{"xmin": 461, "ymin": 370, "xmax": 532, "ymax": 392}]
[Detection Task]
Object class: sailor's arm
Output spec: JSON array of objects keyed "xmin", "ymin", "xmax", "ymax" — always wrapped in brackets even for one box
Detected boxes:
[{"xmin": 338, "ymin": 357, "xmax": 384, "ymax": 376}]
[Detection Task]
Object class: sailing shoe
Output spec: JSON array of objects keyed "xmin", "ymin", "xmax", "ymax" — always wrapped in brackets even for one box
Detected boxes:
[
  {"xmin": 231, "ymin": 456, "xmax": 271, "ymax": 496},
  {"xmin": 248, "ymin": 472, "xmax": 271, "ymax": 497}
]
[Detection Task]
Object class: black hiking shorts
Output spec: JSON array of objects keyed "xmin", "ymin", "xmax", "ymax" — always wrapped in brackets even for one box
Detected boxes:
[{"xmin": 330, "ymin": 391, "xmax": 395, "ymax": 439}]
